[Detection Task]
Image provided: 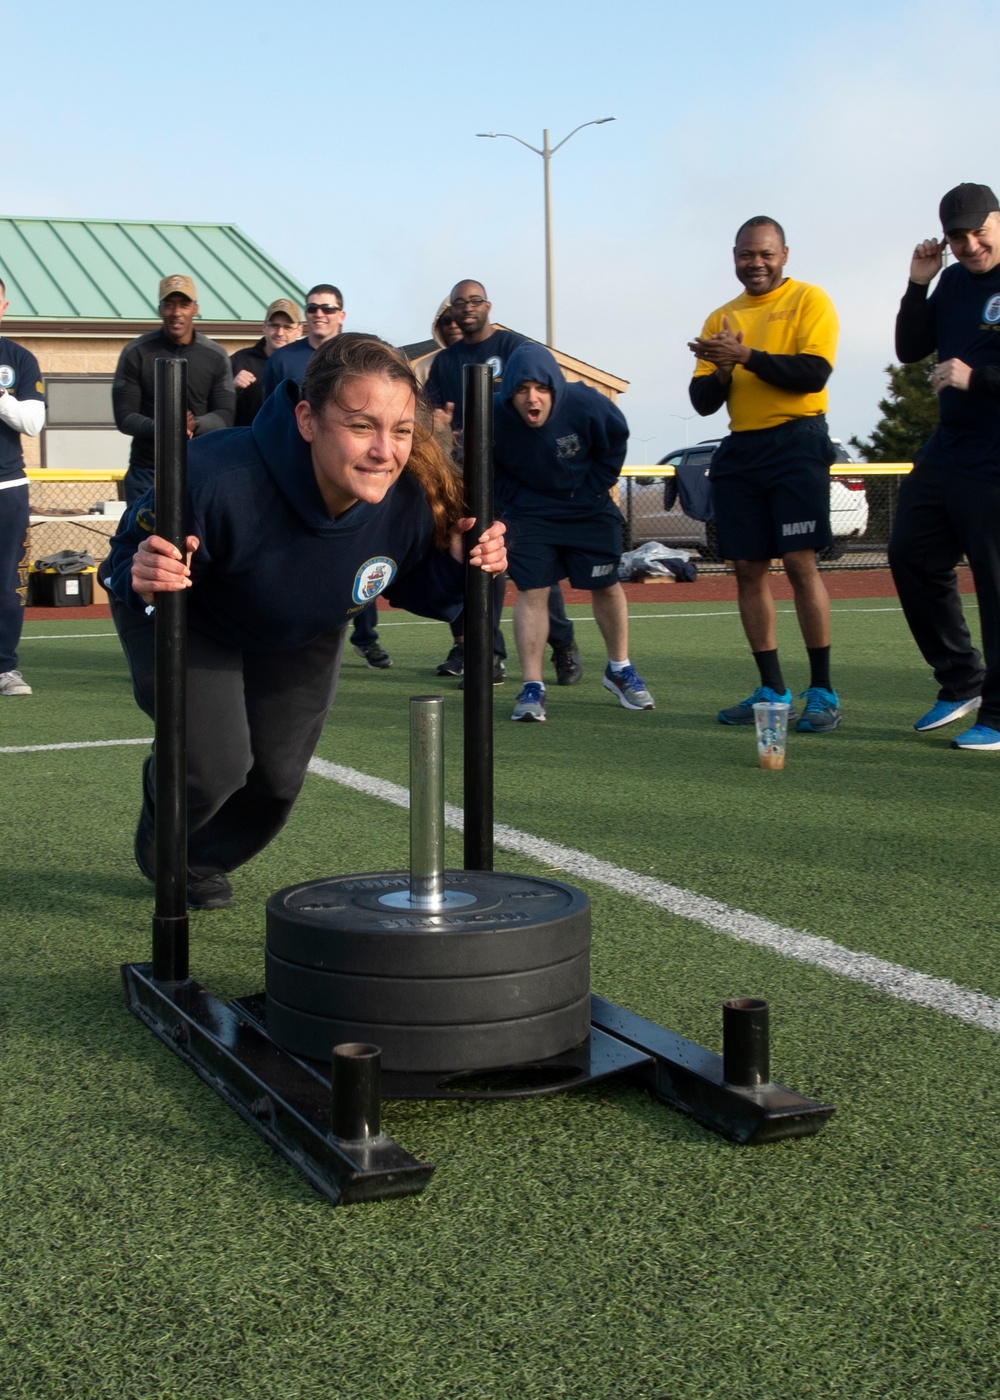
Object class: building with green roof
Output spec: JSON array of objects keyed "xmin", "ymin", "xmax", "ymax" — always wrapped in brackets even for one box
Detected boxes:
[{"xmin": 0, "ymin": 217, "xmax": 305, "ymax": 468}]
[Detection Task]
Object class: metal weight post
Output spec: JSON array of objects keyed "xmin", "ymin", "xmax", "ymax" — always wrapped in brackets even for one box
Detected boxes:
[
  {"xmin": 462, "ymin": 363, "xmax": 494, "ymax": 872},
  {"xmin": 151, "ymin": 357, "xmax": 190, "ymax": 983}
]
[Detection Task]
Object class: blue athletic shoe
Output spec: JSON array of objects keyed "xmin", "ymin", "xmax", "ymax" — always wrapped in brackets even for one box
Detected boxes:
[
  {"xmin": 796, "ymin": 687, "xmax": 842, "ymax": 733},
  {"xmin": 602, "ymin": 664, "xmax": 655, "ymax": 711},
  {"xmin": 511, "ymin": 682, "xmax": 547, "ymax": 722},
  {"xmin": 718, "ymin": 685, "xmax": 795, "ymax": 726},
  {"xmin": 950, "ymin": 723, "xmax": 1000, "ymax": 751},
  {"xmin": 914, "ymin": 696, "xmax": 981, "ymax": 732}
]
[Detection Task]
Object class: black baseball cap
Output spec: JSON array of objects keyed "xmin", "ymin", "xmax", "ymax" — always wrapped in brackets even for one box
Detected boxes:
[{"xmin": 939, "ymin": 183, "xmax": 1000, "ymax": 234}]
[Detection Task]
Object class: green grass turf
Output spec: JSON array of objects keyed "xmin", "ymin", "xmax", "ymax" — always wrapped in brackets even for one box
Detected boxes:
[{"xmin": 2, "ymin": 604, "xmax": 998, "ymax": 1399}]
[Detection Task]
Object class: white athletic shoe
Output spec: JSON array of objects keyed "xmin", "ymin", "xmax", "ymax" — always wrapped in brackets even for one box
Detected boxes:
[{"xmin": 0, "ymin": 670, "xmax": 32, "ymax": 695}]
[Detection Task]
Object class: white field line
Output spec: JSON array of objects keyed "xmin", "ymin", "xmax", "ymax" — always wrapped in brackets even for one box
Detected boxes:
[
  {"xmin": 309, "ymin": 755, "xmax": 1000, "ymax": 1036},
  {"xmin": 18, "ymin": 602, "xmax": 916, "ymax": 645},
  {"xmin": 0, "ymin": 737, "xmax": 152, "ymax": 754},
  {"xmin": 6, "ymin": 740, "xmax": 997, "ymax": 1035}
]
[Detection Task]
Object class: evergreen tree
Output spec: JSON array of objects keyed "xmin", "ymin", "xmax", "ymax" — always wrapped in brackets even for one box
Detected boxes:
[{"xmin": 849, "ymin": 356, "xmax": 937, "ymax": 462}]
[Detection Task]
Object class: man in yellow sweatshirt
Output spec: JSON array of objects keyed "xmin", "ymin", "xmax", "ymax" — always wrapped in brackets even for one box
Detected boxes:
[{"xmin": 689, "ymin": 216, "xmax": 841, "ymax": 733}]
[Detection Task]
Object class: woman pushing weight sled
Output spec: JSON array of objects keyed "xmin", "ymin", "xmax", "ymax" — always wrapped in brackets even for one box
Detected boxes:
[{"xmin": 103, "ymin": 333, "xmax": 507, "ymax": 909}]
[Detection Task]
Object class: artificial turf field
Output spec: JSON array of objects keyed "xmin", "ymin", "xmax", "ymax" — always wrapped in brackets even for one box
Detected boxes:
[{"xmin": 2, "ymin": 593, "xmax": 998, "ymax": 1400}]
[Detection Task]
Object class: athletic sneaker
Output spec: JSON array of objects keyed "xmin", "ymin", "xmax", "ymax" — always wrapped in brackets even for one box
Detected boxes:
[
  {"xmin": 511, "ymin": 682, "xmax": 547, "ymax": 721},
  {"xmin": 914, "ymin": 696, "xmax": 981, "ymax": 732},
  {"xmin": 436, "ymin": 642, "xmax": 464, "ymax": 676},
  {"xmin": 459, "ymin": 655, "xmax": 506, "ymax": 688},
  {"xmin": 717, "ymin": 685, "xmax": 795, "ymax": 726},
  {"xmin": 950, "ymin": 723, "xmax": 1000, "ymax": 751},
  {"xmin": 602, "ymin": 664, "xmax": 655, "ymax": 711},
  {"xmin": 187, "ymin": 872, "xmax": 234, "ymax": 910},
  {"xmin": 552, "ymin": 643, "xmax": 583, "ymax": 686},
  {"xmin": 0, "ymin": 669, "xmax": 32, "ymax": 695},
  {"xmin": 796, "ymin": 686, "xmax": 842, "ymax": 733},
  {"xmin": 353, "ymin": 640, "xmax": 393, "ymax": 670}
]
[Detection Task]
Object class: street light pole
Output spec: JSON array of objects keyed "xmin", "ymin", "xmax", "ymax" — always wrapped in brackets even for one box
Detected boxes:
[
  {"xmin": 478, "ymin": 118, "xmax": 615, "ymax": 347},
  {"xmin": 670, "ymin": 414, "xmax": 695, "ymax": 447},
  {"xmin": 543, "ymin": 128, "xmax": 554, "ymax": 347}
]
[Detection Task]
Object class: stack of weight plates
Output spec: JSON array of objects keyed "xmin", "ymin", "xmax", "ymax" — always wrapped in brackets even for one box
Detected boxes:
[{"xmin": 265, "ymin": 870, "xmax": 592, "ymax": 1072}]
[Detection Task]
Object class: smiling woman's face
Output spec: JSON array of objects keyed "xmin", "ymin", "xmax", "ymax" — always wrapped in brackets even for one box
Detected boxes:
[{"xmin": 295, "ymin": 373, "xmax": 416, "ymax": 518}]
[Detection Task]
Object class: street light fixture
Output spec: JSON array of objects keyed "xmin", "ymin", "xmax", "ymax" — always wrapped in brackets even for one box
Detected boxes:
[
  {"xmin": 670, "ymin": 414, "xmax": 696, "ymax": 447},
  {"xmin": 477, "ymin": 118, "xmax": 616, "ymax": 347}
]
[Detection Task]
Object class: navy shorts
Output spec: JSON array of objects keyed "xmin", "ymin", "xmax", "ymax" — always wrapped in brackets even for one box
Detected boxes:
[
  {"xmin": 505, "ymin": 508, "xmax": 623, "ymax": 591},
  {"xmin": 710, "ymin": 416, "xmax": 834, "ymax": 561}
]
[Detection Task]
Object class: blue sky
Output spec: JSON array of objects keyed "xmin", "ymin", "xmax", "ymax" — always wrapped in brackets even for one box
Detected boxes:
[{"xmin": 8, "ymin": 0, "xmax": 1000, "ymax": 459}]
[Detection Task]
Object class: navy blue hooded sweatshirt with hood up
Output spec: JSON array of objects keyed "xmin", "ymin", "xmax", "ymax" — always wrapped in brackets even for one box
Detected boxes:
[
  {"xmin": 492, "ymin": 343, "xmax": 629, "ymax": 519},
  {"xmin": 104, "ymin": 380, "xmax": 464, "ymax": 651}
]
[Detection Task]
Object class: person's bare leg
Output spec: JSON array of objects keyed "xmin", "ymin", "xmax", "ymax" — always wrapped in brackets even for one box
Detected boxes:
[
  {"xmin": 734, "ymin": 558, "xmax": 777, "ymax": 650},
  {"xmin": 513, "ymin": 587, "xmax": 551, "ymax": 681},
  {"xmin": 782, "ymin": 549, "xmax": 830, "ymax": 647},
  {"xmin": 591, "ymin": 583, "xmax": 630, "ymax": 661}
]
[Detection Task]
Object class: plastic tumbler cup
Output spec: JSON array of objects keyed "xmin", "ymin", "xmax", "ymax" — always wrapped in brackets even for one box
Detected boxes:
[{"xmin": 752, "ymin": 701, "xmax": 790, "ymax": 770}]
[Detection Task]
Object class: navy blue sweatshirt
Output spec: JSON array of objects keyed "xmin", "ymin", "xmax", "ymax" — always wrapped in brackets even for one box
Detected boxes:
[
  {"xmin": 425, "ymin": 328, "xmax": 528, "ymax": 430},
  {"xmin": 104, "ymin": 380, "xmax": 464, "ymax": 651},
  {"xmin": 492, "ymin": 343, "xmax": 629, "ymax": 519},
  {"xmin": 896, "ymin": 263, "xmax": 1000, "ymax": 480},
  {"xmin": 263, "ymin": 338, "xmax": 316, "ymax": 398}
]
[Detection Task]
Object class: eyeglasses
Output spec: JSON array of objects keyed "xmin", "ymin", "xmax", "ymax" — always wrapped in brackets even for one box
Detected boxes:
[
  {"xmin": 305, "ymin": 302, "xmax": 343, "ymax": 315},
  {"xmin": 450, "ymin": 297, "xmax": 486, "ymax": 310},
  {"xmin": 266, "ymin": 320, "xmax": 296, "ymax": 330}
]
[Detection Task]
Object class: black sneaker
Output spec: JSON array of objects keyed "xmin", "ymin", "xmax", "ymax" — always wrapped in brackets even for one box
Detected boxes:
[
  {"xmin": 459, "ymin": 655, "xmax": 506, "ymax": 689},
  {"xmin": 552, "ymin": 643, "xmax": 582, "ymax": 686},
  {"xmin": 353, "ymin": 640, "xmax": 393, "ymax": 669},
  {"xmin": 187, "ymin": 872, "xmax": 234, "ymax": 910},
  {"xmin": 436, "ymin": 642, "xmax": 465, "ymax": 676}
]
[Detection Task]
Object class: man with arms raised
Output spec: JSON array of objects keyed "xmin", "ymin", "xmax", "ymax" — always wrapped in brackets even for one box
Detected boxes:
[
  {"xmin": 113, "ymin": 275, "xmax": 235, "ymax": 505},
  {"xmin": 889, "ymin": 183, "xmax": 1000, "ymax": 751},
  {"xmin": 689, "ymin": 217, "xmax": 841, "ymax": 733}
]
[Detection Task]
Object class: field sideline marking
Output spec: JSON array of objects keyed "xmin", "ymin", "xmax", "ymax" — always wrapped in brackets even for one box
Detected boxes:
[
  {"xmin": 6, "ymin": 737, "xmax": 997, "ymax": 1035},
  {"xmin": 0, "ymin": 737, "xmax": 153, "ymax": 754},
  {"xmin": 309, "ymin": 755, "xmax": 1000, "ymax": 1036},
  {"xmin": 19, "ymin": 601, "xmax": 918, "ymax": 645}
]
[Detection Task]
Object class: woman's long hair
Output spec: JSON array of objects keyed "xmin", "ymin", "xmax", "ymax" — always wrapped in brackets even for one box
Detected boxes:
[{"xmin": 302, "ymin": 333, "xmax": 464, "ymax": 547}]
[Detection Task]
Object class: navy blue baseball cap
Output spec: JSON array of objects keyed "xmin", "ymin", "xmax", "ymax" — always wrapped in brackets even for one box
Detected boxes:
[{"xmin": 939, "ymin": 183, "xmax": 1000, "ymax": 234}]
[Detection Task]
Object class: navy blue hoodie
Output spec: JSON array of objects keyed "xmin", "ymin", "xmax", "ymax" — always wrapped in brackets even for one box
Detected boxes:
[
  {"xmin": 492, "ymin": 344, "xmax": 629, "ymax": 519},
  {"xmin": 104, "ymin": 380, "xmax": 464, "ymax": 651}
]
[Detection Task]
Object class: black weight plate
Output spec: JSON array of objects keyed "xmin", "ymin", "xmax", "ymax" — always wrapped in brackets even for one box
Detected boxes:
[
  {"xmin": 265, "ymin": 946, "xmax": 590, "ymax": 1025},
  {"xmin": 265, "ymin": 990, "xmax": 593, "ymax": 1072},
  {"xmin": 266, "ymin": 870, "xmax": 590, "ymax": 977}
]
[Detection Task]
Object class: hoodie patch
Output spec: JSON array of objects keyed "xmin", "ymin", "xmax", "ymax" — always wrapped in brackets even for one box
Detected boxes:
[
  {"xmin": 353, "ymin": 556, "xmax": 397, "ymax": 604},
  {"xmin": 556, "ymin": 433, "xmax": 582, "ymax": 460}
]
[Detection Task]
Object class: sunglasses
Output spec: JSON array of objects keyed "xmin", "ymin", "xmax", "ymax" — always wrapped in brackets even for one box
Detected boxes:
[{"xmin": 305, "ymin": 302, "xmax": 343, "ymax": 315}]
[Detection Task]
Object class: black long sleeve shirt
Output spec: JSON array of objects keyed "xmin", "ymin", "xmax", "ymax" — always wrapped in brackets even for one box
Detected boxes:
[
  {"xmin": 895, "ymin": 268, "xmax": 1000, "ymax": 478},
  {"xmin": 690, "ymin": 353, "xmax": 832, "ymax": 417},
  {"xmin": 113, "ymin": 329, "xmax": 235, "ymax": 496}
]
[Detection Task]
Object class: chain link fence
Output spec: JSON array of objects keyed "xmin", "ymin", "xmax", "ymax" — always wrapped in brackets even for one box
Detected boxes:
[{"xmin": 26, "ymin": 469, "xmax": 128, "ymax": 564}]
